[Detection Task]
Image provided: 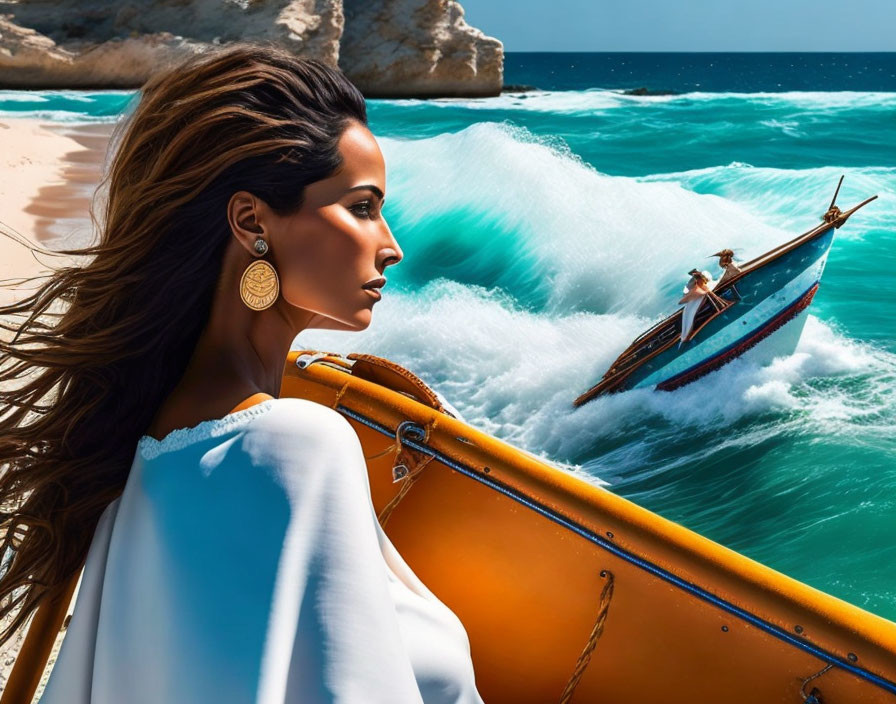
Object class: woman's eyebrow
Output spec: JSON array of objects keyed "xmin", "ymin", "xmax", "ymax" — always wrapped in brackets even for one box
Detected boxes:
[{"xmin": 346, "ymin": 184, "xmax": 384, "ymax": 200}]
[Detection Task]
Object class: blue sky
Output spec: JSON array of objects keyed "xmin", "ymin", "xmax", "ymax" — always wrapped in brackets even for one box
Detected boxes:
[{"xmin": 463, "ymin": 0, "xmax": 896, "ymax": 52}]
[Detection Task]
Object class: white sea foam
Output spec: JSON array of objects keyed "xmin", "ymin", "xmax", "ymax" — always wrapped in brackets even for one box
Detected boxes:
[
  {"xmin": 295, "ymin": 121, "xmax": 895, "ymax": 475},
  {"xmin": 0, "ymin": 110, "xmax": 121, "ymax": 123},
  {"xmin": 386, "ymin": 89, "xmax": 626, "ymax": 113},
  {"xmin": 0, "ymin": 89, "xmax": 133, "ymax": 122},
  {"xmin": 373, "ymin": 89, "xmax": 896, "ymax": 114},
  {"xmin": 758, "ymin": 119, "xmax": 806, "ymax": 138},
  {"xmin": 0, "ymin": 92, "xmax": 51, "ymax": 103},
  {"xmin": 297, "ymin": 275, "xmax": 896, "ymax": 482},
  {"xmin": 379, "ymin": 121, "xmax": 791, "ymax": 316},
  {"xmin": 640, "ymin": 163, "xmax": 896, "ymax": 233}
]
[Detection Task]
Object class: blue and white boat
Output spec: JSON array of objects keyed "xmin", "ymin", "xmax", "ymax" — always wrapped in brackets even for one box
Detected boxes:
[{"xmin": 573, "ymin": 179, "xmax": 877, "ymax": 406}]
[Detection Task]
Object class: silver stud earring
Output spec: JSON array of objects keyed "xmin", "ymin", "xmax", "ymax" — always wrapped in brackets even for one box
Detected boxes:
[{"xmin": 253, "ymin": 237, "xmax": 269, "ymax": 255}]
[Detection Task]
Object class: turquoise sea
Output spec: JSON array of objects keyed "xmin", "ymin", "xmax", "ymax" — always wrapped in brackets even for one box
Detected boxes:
[{"xmin": 2, "ymin": 53, "xmax": 894, "ymax": 621}]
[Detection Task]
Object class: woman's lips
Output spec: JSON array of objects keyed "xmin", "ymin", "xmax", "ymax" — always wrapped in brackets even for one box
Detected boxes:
[
  {"xmin": 364, "ymin": 287, "xmax": 382, "ymax": 300},
  {"xmin": 362, "ymin": 276, "xmax": 387, "ymax": 289}
]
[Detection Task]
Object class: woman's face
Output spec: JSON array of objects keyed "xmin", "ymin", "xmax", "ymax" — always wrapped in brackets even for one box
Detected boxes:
[{"xmin": 261, "ymin": 119, "xmax": 402, "ymax": 330}]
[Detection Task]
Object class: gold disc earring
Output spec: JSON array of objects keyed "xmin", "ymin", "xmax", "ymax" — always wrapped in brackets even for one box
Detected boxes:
[{"xmin": 239, "ymin": 237, "xmax": 280, "ymax": 311}]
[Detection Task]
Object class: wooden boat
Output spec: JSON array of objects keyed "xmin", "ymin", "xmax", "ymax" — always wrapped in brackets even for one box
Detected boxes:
[
  {"xmin": 284, "ymin": 349, "xmax": 896, "ymax": 703},
  {"xmin": 573, "ymin": 179, "xmax": 877, "ymax": 407},
  {"xmin": 7, "ymin": 347, "xmax": 896, "ymax": 703}
]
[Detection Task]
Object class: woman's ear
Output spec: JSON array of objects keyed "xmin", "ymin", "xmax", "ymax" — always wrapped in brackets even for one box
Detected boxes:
[{"xmin": 227, "ymin": 191, "xmax": 266, "ymax": 256}]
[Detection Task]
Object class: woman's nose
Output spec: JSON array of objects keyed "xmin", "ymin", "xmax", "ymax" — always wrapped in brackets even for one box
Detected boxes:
[{"xmin": 380, "ymin": 219, "xmax": 402, "ymax": 267}]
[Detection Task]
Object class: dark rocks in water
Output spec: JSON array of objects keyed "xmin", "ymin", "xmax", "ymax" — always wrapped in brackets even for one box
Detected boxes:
[
  {"xmin": 623, "ymin": 87, "xmax": 679, "ymax": 96},
  {"xmin": 502, "ymin": 84, "xmax": 537, "ymax": 93}
]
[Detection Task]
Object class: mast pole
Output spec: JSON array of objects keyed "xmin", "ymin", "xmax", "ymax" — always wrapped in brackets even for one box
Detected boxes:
[{"xmin": 828, "ymin": 174, "xmax": 844, "ymax": 212}]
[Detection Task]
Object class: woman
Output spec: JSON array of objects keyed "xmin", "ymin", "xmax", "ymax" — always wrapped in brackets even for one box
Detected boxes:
[
  {"xmin": 677, "ymin": 269, "xmax": 726, "ymax": 345},
  {"xmin": 0, "ymin": 44, "xmax": 484, "ymax": 703},
  {"xmin": 713, "ymin": 248, "xmax": 742, "ymax": 285}
]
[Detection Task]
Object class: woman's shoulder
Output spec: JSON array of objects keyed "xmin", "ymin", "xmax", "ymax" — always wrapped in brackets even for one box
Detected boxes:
[
  {"xmin": 248, "ymin": 397, "xmax": 355, "ymax": 437},
  {"xmin": 240, "ymin": 397, "xmax": 362, "ymax": 458},
  {"xmin": 238, "ymin": 398, "xmax": 367, "ymax": 488},
  {"xmin": 137, "ymin": 398, "xmax": 359, "ymax": 463}
]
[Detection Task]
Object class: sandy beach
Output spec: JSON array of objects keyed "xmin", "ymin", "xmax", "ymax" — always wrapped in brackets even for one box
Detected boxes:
[
  {"xmin": 0, "ymin": 118, "xmax": 114, "ymax": 306},
  {"xmin": 0, "ymin": 117, "xmax": 113, "ymax": 698}
]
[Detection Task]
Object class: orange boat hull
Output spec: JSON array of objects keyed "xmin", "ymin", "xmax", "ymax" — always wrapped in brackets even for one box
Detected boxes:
[{"xmin": 283, "ymin": 349, "xmax": 896, "ymax": 704}]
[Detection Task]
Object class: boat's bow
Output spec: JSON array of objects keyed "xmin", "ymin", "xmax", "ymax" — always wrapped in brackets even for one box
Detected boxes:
[{"xmin": 573, "ymin": 181, "xmax": 877, "ymax": 407}]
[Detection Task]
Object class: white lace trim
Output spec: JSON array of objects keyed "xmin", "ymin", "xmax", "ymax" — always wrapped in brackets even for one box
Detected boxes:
[{"xmin": 137, "ymin": 399, "xmax": 279, "ymax": 461}]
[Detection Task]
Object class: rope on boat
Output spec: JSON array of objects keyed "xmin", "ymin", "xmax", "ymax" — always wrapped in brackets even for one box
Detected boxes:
[
  {"xmin": 331, "ymin": 380, "xmax": 351, "ymax": 411},
  {"xmin": 800, "ymin": 662, "xmax": 833, "ymax": 703},
  {"xmin": 377, "ymin": 452, "xmax": 437, "ymax": 526},
  {"xmin": 330, "ymin": 378, "xmax": 441, "ymax": 526},
  {"xmin": 352, "ymin": 406, "xmax": 440, "ymax": 526},
  {"xmin": 558, "ymin": 569, "xmax": 616, "ymax": 703},
  {"xmin": 334, "ymin": 379, "xmax": 625, "ymax": 699}
]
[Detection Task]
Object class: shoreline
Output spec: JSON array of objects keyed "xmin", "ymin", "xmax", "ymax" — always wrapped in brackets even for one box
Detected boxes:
[{"xmin": 0, "ymin": 118, "xmax": 113, "ymax": 306}]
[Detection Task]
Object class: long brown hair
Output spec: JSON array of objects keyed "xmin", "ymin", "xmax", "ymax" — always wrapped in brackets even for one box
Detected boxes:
[{"xmin": 0, "ymin": 42, "xmax": 367, "ymax": 646}]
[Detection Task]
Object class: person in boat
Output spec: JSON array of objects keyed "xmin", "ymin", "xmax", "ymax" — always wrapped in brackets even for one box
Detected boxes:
[
  {"xmin": 713, "ymin": 248, "xmax": 742, "ymax": 285},
  {"xmin": 678, "ymin": 269, "xmax": 727, "ymax": 345},
  {"xmin": 0, "ymin": 44, "xmax": 484, "ymax": 704}
]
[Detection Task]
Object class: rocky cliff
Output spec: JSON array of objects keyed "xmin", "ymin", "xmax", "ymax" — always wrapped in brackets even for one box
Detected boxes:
[
  {"xmin": 340, "ymin": 0, "xmax": 502, "ymax": 97},
  {"xmin": 0, "ymin": 0, "xmax": 502, "ymax": 97}
]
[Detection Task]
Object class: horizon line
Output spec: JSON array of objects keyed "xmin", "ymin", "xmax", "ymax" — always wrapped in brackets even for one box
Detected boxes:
[{"xmin": 503, "ymin": 49, "xmax": 896, "ymax": 54}]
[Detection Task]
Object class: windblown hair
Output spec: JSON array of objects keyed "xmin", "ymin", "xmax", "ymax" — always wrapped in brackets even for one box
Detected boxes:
[
  {"xmin": 0, "ymin": 42, "xmax": 367, "ymax": 646},
  {"xmin": 716, "ymin": 248, "xmax": 735, "ymax": 262}
]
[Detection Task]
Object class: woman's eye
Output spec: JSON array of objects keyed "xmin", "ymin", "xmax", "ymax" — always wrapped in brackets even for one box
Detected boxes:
[{"xmin": 350, "ymin": 201, "xmax": 374, "ymax": 218}]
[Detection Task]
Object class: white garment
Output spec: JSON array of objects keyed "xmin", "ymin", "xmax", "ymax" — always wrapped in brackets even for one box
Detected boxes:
[
  {"xmin": 679, "ymin": 295, "xmax": 704, "ymax": 345},
  {"xmin": 716, "ymin": 262, "xmax": 742, "ymax": 286},
  {"xmin": 679, "ymin": 274, "xmax": 717, "ymax": 345},
  {"xmin": 39, "ymin": 397, "xmax": 485, "ymax": 704}
]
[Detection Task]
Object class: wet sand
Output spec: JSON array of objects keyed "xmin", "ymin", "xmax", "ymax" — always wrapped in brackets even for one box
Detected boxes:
[
  {"xmin": 0, "ymin": 118, "xmax": 115, "ymax": 306},
  {"xmin": 0, "ymin": 117, "xmax": 115, "ymax": 698}
]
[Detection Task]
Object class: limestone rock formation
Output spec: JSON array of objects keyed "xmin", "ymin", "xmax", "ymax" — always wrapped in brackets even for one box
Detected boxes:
[
  {"xmin": 339, "ymin": 0, "xmax": 502, "ymax": 97},
  {"xmin": 0, "ymin": 0, "xmax": 343, "ymax": 88},
  {"xmin": 0, "ymin": 0, "xmax": 502, "ymax": 97}
]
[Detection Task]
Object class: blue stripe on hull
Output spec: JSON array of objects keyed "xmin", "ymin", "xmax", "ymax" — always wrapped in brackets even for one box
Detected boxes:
[
  {"xmin": 337, "ymin": 403, "xmax": 896, "ymax": 697},
  {"xmin": 656, "ymin": 281, "xmax": 819, "ymax": 391},
  {"xmin": 630, "ymin": 226, "xmax": 835, "ymax": 390}
]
